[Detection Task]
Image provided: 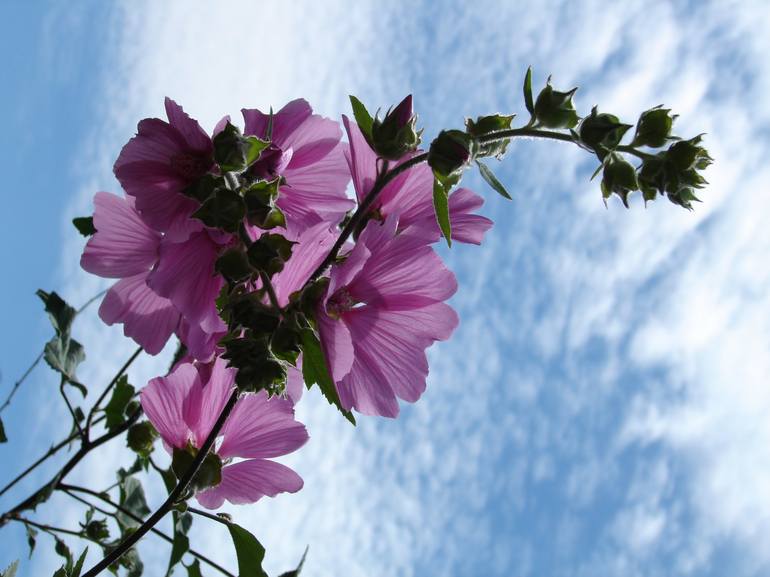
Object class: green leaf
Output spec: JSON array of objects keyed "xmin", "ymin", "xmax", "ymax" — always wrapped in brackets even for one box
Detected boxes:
[
  {"xmin": 72, "ymin": 217, "xmax": 96, "ymax": 237},
  {"xmin": 213, "ymin": 122, "xmax": 269, "ymax": 173},
  {"xmin": 70, "ymin": 548, "xmax": 88, "ymax": 577},
  {"xmin": 37, "ymin": 290, "xmax": 77, "ymax": 337},
  {"xmin": 1, "ymin": 560, "xmax": 19, "ymax": 577},
  {"xmin": 25, "ymin": 525, "xmax": 37, "ymax": 558},
  {"xmin": 55, "ymin": 538, "xmax": 74, "ymax": 571},
  {"xmin": 117, "ymin": 476, "xmax": 150, "ymax": 531},
  {"xmin": 523, "ymin": 66, "xmax": 534, "ymax": 115},
  {"xmin": 277, "ymin": 546, "xmax": 308, "ymax": 577},
  {"xmin": 432, "ymin": 178, "xmax": 452, "ymax": 247},
  {"xmin": 476, "ymin": 160, "xmax": 512, "ymax": 200},
  {"xmin": 228, "ymin": 523, "xmax": 268, "ymax": 577},
  {"xmin": 0, "ymin": 417, "xmax": 6, "ymax": 443},
  {"xmin": 349, "ymin": 95, "xmax": 374, "ymax": 140},
  {"xmin": 185, "ymin": 559, "xmax": 204, "ymax": 577},
  {"xmin": 43, "ymin": 337, "xmax": 86, "ymax": 394},
  {"xmin": 299, "ymin": 329, "xmax": 355, "ymax": 425},
  {"xmin": 166, "ymin": 512, "xmax": 192, "ymax": 577},
  {"xmin": 104, "ymin": 376, "xmax": 135, "ymax": 431}
]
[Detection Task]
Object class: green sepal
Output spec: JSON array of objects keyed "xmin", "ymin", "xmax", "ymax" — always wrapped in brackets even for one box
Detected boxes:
[
  {"xmin": 213, "ymin": 122, "xmax": 270, "ymax": 173},
  {"xmin": 215, "ymin": 246, "xmax": 253, "ymax": 283},
  {"xmin": 247, "ymin": 234, "xmax": 295, "ymax": 276},
  {"xmin": 183, "ymin": 173, "xmax": 225, "ymax": 203},
  {"xmin": 476, "ymin": 160, "xmax": 512, "ymax": 200},
  {"xmin": 349, "ymin": 95, "xmax": 374, "ymax": 143},
  {"xmin": 192, "ymin": 188, "xmax": 246, "ymax": 233},
  {"xmin": 523, "ymin": 66, "xmax": 535, "ymax": 115},
  {"xmin": 578, "ymin": 106, "xmax": 632, "ymax": 160},
  {"xmin": 299, "ymin": 328, "xmax": 355, "ymax": 424},
  {"xmin": 601, "ymin": 153, "xmax": 639, "ymax": 207},
  {"xmin": 632, "ymin": 106, "xmax": 677, "ymax": 148},
  {"xmin": 432, "ymin": 177, "xmax": 452, "ymax": 247},
  {"xmin": 171, "ymin": 447, "xmax": 223, "ymax": 492},
  {"xmin": 126, "ymin": 421, "xmax": 158, "ymax": 458},
  {"xmin": 72, "ymin": 216, "xmax": 96, "ymax": 237},
  {"xmin": 243, "ymin": 178, "xmax": 285, "ymax": 229},
  {"xmin": 533, "ymin": 79, "xmax": 580, "ymax": 129},
  {"xmin": 466, "ymin": 113, "xmax": 515, "ymax": 158},
  {"xmin": 427, "ymin": 129, "xmax": 474, "ymax": 180},
  {"xmin": 221, "ymin": 334, "xmax": 286, "ymax": 394}
]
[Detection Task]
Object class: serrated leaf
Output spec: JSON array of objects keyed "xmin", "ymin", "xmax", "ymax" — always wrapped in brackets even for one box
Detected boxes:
[
  {"xmin": 37, "ymin": 290, "xmax": 77, "ymax": 337},
  {"xmin": 349, "ymin": 95, "xmax": 374, "ymax": 140},
  {"xmin": 0, "ymin": 417, "xmax": 6, "ymax": 443},
  {"xmin": 117, "ymin": 476, "xmax": 150, "ymax": 531},
  {"xmin": 432, "ymin": 178, "xmax": 452, "ymax": 247},
  {"xmin": 476, "ymin": 160, "xmax": 512, "ymax": 200},
  {"xmin": 299, "ymin": 329, "xmax": 355, "ymax": 425},
  {"xmin": 70, "ymin": 548, "xmax": 88, "ymax": 577},
  {"xmin": 72, "ymin": 217, "xmax": 96, "ymax": 237},
  {"xmin": 228, "ymin": 523, "xmax": 268, "ymax": 577},
  {"xmin": 44, "ymin": 337, "xmax": 86, "ymax": 394},
  {"xmin": 55, "ymin": 538, "xmax": 73, "ymax": 571},
  {"xmin": 104, "ymin": 376, "xmax": 135, "ymax": 431},
  {"xmin": 524, "ymin": 66, "xmax": 534, "ymax": 115}
]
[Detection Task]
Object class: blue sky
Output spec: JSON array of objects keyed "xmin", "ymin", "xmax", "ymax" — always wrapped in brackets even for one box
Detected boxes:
[{"xmin": 2, "ymin": 1, "xmax": 770, "ymax": 576}]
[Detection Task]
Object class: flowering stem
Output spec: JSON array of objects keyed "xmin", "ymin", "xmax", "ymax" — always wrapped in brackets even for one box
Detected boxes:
[
  {"xmin": 80, "ymin": 389, "xmax": 240, "ymax": 577},
  {"xmin": 260, "ymin": 271, "xmax": 282, "ymax": 312},
  {"xmin": 305, "ymin": 152, "xmax": 429, "ymax": 285},
  {"xmin": 83, "ymin": 346, "xmax": 143, "ymax": 441},
  {"xmin": 60, "ymin": 485, "xmax": 236, "ymax": 577}
]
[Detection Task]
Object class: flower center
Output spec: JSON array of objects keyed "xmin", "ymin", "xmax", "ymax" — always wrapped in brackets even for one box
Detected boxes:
[
  {"xmin": 326, "ymin": 287, "xmax": 357, "ymax": 318},
  {"xmin": 170, "ymin": 152, "xmax": 212, "ymax": 180}
]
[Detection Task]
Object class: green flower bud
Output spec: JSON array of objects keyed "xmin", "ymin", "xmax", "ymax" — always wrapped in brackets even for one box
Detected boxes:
[
  {"xmin": 601, "ymin": 153, "xmax": 639, "ymax": 207},
  {"xmin": 533, "ymin": 80, "xmax": 580, "ymax": 129},
  {"xmin": 465, "ymin": 113, "xmax": 515, "ymax": 158},
  {"xmin": 172, "ymin": 447, "xmax": 223, "ymax": 492},
  {"xmin": 192, "ymin": 188, "xmax": 246, "ymax": 233},
  {"xmin": 127, "ymin": 421, "xmax": 158, "ymax": 458},
  {"xmin": 243, "ymin": 178, "xmax": 285, "ymax": 229},
  {"xmin": 215, "ymin": 246, "xmax": 253, "ymax": 283},
  {"xmin": 247, "ymin": 233, "xmax": 295, "ymax": 276},
  {"xmin": 85, "ymin": 519, "xmax": 110, "ymax": 542},
  {"xmin": 578, "ymin": 107, "xmax": 632, "ymax": 160},
  {"xmin": 667, "ymin": 135, "xmax": 712, "ymax": 172},
  {"xmin": 222, "ymin": 334, "xmax": 287, "ymax": 394},
  {"xmin": 632, "ymin": 106, "xmax": 677, "ymax": 148},
  {"xmin": 370, "ymin": 95, "xmax": 422, "ymax": 160},
  {"xmin": 213, "ymin": 122, "xmax": 270, "ymax": 173},
  {"xmin": 428, "ymin": 129, "xmax": 474, "ymax": 180}
]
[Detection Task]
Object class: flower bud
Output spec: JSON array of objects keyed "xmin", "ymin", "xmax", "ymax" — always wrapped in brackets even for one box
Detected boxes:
[
  {"xmin": 127, "ymin": 421, "xmax": 158, "ymax": 458},
  {"xmin": 533, "ymin": 80, "xmax": 579, "ymax": 129},
  {"xmin": 578, "ymin": 107, "xmax": 632, "ymax": 160},
  {"xmin": 466, "ymin": 113, "xmax": 515, "ymax": 158},
  {"xmin": 632, "ymin": 106, "xmax": 677, "ymax": 148},
  {"xmin": 213, "ymin": 122, "xmax": 270, "ymax": 173},
  {"xmin": 428, "ymin": 129, "xmax": 474, "ymax": 180},
  {"xmin": 601, "ymin": 153, "xmax": 639, "ymax": 207},
  {"xmin": 370, "ymin": 95, "xmax": 422, "ymax": 160},
  {"xmin": 191, "ymin": 188, "xmax": 246, "ymax": 233},
  {"xmin": 667, "ymin": 135, "xmax": 712, "ymax": 172}
]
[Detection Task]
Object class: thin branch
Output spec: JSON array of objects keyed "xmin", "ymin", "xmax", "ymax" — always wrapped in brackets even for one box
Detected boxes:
[
  {"xmin": 76, "ymin": 289, "xmax": 108, "ymax": 314},
  {"xmin": 60, "ymin": 485, "xmax": 235, "ymax": 577},
  {"xmin": 60, "ymin": 377, "xmax": 86, "ymax": 441},
  {"xmin": 84, "ymin": 346, "xmax": 143, "ymax": 440},
  {"xmin": 81, "ymin": 390, "xmax": 239, "ymax": 577},
  {"xmin": 188, "ymin": 506, "xmax": 232, "ymax": 527},
  {"xmin": 259, "ymin": 271, "xmax": 282, "ymax": 312},
  {"xmin": 11, "ymin": 515, "xmax": 84, "ymax": 539}
]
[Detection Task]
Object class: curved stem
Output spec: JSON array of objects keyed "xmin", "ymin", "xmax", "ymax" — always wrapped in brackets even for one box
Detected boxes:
[
  {"xmin": 11, "ymin": 515, "xmax": 84, "ymax": 539},
  {"xmin": 81, "ymin": 390, "xmax": 239, "ymax": 577},
  {"xmin": 59, "ymin": 377, "xmax": 86, "ymax": 441},
  {"xmin": 259, "ymin": 271, "xmax": 282, "ymax": 313},
  {"xmin": 616, "ymin": 144, "xmax": 656, "ymax": 161},
  {"xmin": 477, "ymin": 127, "xmax": 575, "ymax": 144},
  {"xmin": 305, "ymin": 152, "xmax": 428, "ymax": 285},
  {"xmin": 188, "ymin": 506, "xmax": 232, "ymax": 527},
  {"xmin": 61, "ymin": 485, "xmax": 235, "ymax": 577}
]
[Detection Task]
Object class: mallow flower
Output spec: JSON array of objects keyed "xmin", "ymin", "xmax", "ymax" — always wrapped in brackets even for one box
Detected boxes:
[
  {"xmin": 141, "ymin": 357, "xmax": 308, "ymax": 509},
  {"xmin": 242, "ymin": 99, "xmax": 355, "ymax": 234},
  {"xmin": 317, "ymin": 216, "xmax": 459, "ymax": 417},
  {"xmin": 343, "ymin": 116, "xmax": 493, "ymax": 245}
]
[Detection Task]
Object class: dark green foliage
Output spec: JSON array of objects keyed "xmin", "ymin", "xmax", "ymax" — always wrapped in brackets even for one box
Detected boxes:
[
  {"xmin": 104, "ymin": 376, "xmax": 135, "ymax": 431},
  {"xmin": 300, "ymin": 328, "xmax": 355, "ymax": 424},
  {"xmin": 227, "ymin": 522, "xmax": 268, "ymax": 577},
  {"xmin": 72, "ymin": 217, "xmax": 96, "ymax": 237},
  {"xmin": 533, "ymin": 79, "xmax": 579, "ymax": 128}
]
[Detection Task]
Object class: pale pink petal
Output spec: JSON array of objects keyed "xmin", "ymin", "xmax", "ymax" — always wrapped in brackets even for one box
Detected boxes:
[
  {"xmin": 147, "ymin": 231, "xmax": 225, "ymax": 333},
  {"xmin": 336, "ymin": 353, "xmax": 400, "ymax": 418},
  {"xmin": 285, "ymin": 364, "xmax": 304, "ymax": 404},
  {"xmin": 285, "ymin": 114, "xmax": 342, "ymax": 169},
  {"xmin": 140, "ymin": 363, "xmax": 198, "ymax": 449},
  {"xmin": 342, "ymin": 116, "xmax": 377, "ymax": 204},
  {"xmin": 317, "ymin": 311, "xmax": 355, "ymax": 384},
  {"xmin": 183, "ymin": 357, "xmax": 236, "ymax": 447},
  {"xmin": 196, "ymin": 459, "xmax": 304, "ymax": 509},
  {"xmin": 218, "ymin": 391, "xmax": 308, "ymax": 459},
  {"xmin": 350, "ymin": 219, "xmax": 458, "ymax": 307},
  {"xmin": 80, "ymin": 192, "xmax": 160, "ymax": 278},
  {"xmin": 176, "ymin": 318, "xmax": 225, "ymax": 363},
  {"xmin": 242, "ymin": 99, "xmax": 313, "ymax": 144},
  {"xmin": 99, "ymin": 273, "xmax": 179, "ymax": 355},
  {"xmin": 164, "ymin": 97, "xmax": 212, "ymax": 152},
  {"xmin": 271, "ymin": 224, "xmax": 338, "ymax": 307},
  {"xmin": 129, "ymin": 183, "xmax": 199, "ymax": 236},
  {"xmin": 325, "ymin": 236, "xmax": 371, "ymax": 301}
]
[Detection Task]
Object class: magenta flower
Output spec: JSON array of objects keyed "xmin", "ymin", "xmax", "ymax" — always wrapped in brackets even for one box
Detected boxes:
[
  {"xmin": 242, "ymin": 99, "xmax": 354, "ymax": 233},
  {"xmin": 317, "ymin": 216, "xmax": 459, "ymax": 417},
  {"xmin": 343, "ymin": 116, "xmax": 493, "ymax": 245},
  {"xmin": 114, "ymin": 98, "xmax": 214, "ymax": 233},
  {"xmin": 80, "ymin": 192, "xmax": 224, "ymax": 359},
  {"xmin": 141, "ymin": 357, "xmax": 308, "ymax": 509}
]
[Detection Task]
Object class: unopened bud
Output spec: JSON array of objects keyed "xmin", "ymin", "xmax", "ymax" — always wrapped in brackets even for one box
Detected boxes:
[
  {"xmin": 534, "ymin": 80, "xmax": 579, "ymax": 129},
  {"xmin": 578, "ymin": 107, "xmax": 631, "ymax": 159},
  {"xmin": 601, "ymin": 153, "xmax": 639, "ymax": 207},
  {"xmin": 632, "ymin": 106, "xmax": 677, "ymax": 148},
  {"xmin": 428, "ymin": 130, "xmax": 473, "ymax": 179},
  {"xmin": 370, "ymin": 95, "xmax": 421, "ymax": 160}
]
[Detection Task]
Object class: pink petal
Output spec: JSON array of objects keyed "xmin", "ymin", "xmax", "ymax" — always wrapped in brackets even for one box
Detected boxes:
[
  {"xmin": 285, "ymin": 113, "xmax": 342, "ymax": 169},
  {"xmin": 336, "ymin": 353, "xmax": 400, "ymax": 418},
  {"xmin": 140, "ymin": 363, "xmax": 199, "ymax": 449},
  {"xmin": 285, "ymin": 364, "xmax": 304, "ymax": 404},
  {"xmin": 80, "ymin": 192, "xmax": 160, "ymax": 278},
  {"xmin": 195, "ymin": 459, "xmax": 304, "ymax": 509},
  {"xmin": 176, "ymin": 318, "xmax": 225, "ymax": 363},
  {"xmin": 342, "ymin": 116, "xmax": 377, "ymax": 204},
  {"xmin": 99, "ymin": 273, "xmax": 180, "ymax": 355},
  {"xmin": 317, "ymin": 310, "xmax": 356, "ymax": 384},
  {"xmin": 242, "ymin": 99, "xmax": 313, "ymax": 144},
  {"xmin": 183, "ymin": 357, "xmax": 236, "ymax": 447},
  {"xmin": 147, "ymin": 231, "xmax": 225, "ymax": 333},
  {"xmin": 325, "ymin": 235, "xmax": 371, "ymax": 301},
  {"xmin": 218, "ymin": 391, "xmax": 308, "ymax": 459},
  {"xmin": 164, "ymin": 98, "xmax": 212, "ymax": 152}
]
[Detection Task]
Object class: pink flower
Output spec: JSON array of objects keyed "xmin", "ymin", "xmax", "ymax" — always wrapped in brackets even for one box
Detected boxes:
[
  {"xmin": 242, "ymin": 99, "xmax": 355, "ymax": 233},
  {"xmin": 80, "ymin": 192, "xmax": 224, "ymax": 359},
  {"xmin": 343, "ymin": 116, "xmax": 493, "ymax": 245},
  {"xmin": 114, "ymin": 98, "xmax": 214, "ymax": 233},
  {"xmin": 317, "ymin": 216, "xmax": 459, "ymax": 417},
  {"xmin": 140, "ymin": 357, "xmax": 308, "ymax": 509}
]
